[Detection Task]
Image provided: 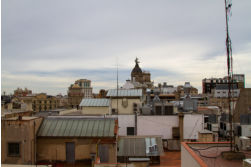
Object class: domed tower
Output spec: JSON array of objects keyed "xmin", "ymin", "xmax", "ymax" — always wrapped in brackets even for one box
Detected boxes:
[{"xmin": 131, "ymin": 58, "xmax": 143, "ymax": 83}]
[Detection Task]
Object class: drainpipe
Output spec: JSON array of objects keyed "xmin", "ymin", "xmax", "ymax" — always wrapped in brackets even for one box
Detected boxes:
[
  {"xmin": 179, "ymin": 113, "xmax": 184, "ymax": 142},
  {"xmin": 96, "ymin": 139, "xmax": 101, "ymax": 161},
  {"xmin": 34, "ymin": 121, "xmax": 36, "ymax": 165},
  {"xmin": 135, "ymin": 111, "xmax": 137, "ymax": 135}
]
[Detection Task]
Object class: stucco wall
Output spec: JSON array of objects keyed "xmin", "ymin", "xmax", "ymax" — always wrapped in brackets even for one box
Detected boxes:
[
  {"xmin": 183, "ymin": 114, "xmax": 203, "ymax": 140},
  {"xmin": 81, "ymin": 107, "xmax": 109, "ymax": 115},
  {"xmin": 137, "ymin": 116, "xmax": 179, "ymax": 139},
  {"xmin": 181, "ymin": 144, "xmax": 201, "ymax": 167},
  {"xmin": 111, "ymin": 98, "xmax": 141, "ymax": 114},
  {"xmin": 1, "ymin": 117, "xmax": 43, "ymax": 165},
  {"xmin": 117, "ymin": 115, "xmax": 135, "ymax": 136},
  {"xmin": 198, "ymin": 133, "xmax": 213, "ymax": 142},
  {"xmin": 37, "ymin": 138, "xmax": 116, "ymax": 163}
]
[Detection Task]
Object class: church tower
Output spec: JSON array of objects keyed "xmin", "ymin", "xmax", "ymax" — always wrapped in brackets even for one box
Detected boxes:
[{"xmin": 131, "ymin": 58, "xmax": 143, "ymax": 83}]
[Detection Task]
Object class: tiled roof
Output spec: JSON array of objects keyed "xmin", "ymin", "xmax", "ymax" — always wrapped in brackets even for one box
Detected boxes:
[
  {"xmin": 106, "ymin": 89, "xmax": 142, "ymax": 97},
  {"xmin": 79, "ymin": 98, "xmax": 110, "ymax": 107},
  {"xmin": 37, "ymin": 118, "xmax": 116, "ymax": 137}
]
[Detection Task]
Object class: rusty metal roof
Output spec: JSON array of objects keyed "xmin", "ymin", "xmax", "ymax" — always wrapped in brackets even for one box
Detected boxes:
[
  {"xmin": 117, "ymin": 136, "xmax": 163, "ymax": 157},
  {"xmin": 37, "ymin": 117, "xmax": 116, "ymax": 137}
]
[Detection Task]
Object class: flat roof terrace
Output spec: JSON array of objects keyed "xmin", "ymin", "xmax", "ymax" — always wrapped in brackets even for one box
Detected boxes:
[{"xmin": 181, "ymin": 142, "xmax": 251, "ymax": 167}]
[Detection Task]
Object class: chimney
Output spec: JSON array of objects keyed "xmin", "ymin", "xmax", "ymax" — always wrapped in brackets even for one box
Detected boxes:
[
  {"xmin": 146, "ymin": 89, "xmax": 151, "ymax": 105},
  {"xmin": 179, "ymin": 113, "xmax": 184, "ymax": 141}
]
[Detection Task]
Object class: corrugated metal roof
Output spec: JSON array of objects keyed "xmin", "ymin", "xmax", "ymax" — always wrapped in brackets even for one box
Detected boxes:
[
  {"xmin": 79, "ymin": 98, "xmax": 110, "ymax": 107},
  {"xmin": 37, "ymin": 118, "xmax": 115, "ymax": 137},
  {"xmin": 106, "ymin": 89, "xmax": 142, "ymax": 97},
  {"xmin": 117, "ymin": 136, "xmax": 163, "ymax": 157}
]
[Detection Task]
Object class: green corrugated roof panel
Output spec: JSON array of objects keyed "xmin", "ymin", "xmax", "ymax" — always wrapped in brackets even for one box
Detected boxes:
[
  {"xmin": 92, "ymin": 120, "xmax": 99, "ymax": 137},
  {"xmin": 37, "ymin": 119, "xmax": 48, "ymax": 136},
  {"xmin": 74, "ymin": 120, "xmax": 82, "ymax": 136},
  {"xmin": 85, "ymin": 120, "xmax": 94, "ymax": 136},
  {"xmin": 109, "ymin": 120, "xmax": 115, "ymax": 137},
  {"xmin": 52, "ymin": 119, "xmax": 64, "ymax": 136},
  {"xmin": 38, "ymin": 118, "xmax": 116, "ymax": 137},
  {"xmin": 62, "ymin": 119, "xmax": 72, "ymax": 136},
  {"xmin": 69, "ymin": 120, "xmax": 79, "ymax": 136},
  {"xmin": 97, "ymin": 120, "xmax": 105, "ymax": 137},
  {"xmin": 80, "ymin": 120, "xmax": 89, "ymax": 136},
  {"xmin": 41, "ymin": 119, "xmax": 53, "ymax": 136},
  {"xmin": 103, "ymin": 119, "xmax": 111, "ymax": 137},
  {"xmin": 57, "ymin": 120, "xmax": 66, "ymax": 136},
  {"xmin": 47, "ymin": 119, "xmax": 58, "ymax": 136}
]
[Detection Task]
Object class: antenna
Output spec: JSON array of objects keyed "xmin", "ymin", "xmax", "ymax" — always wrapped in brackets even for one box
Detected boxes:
[
  {"xmin": 116, "ymin": 57, "xmax": 119, "ymax": 114},
  {"xmin": 224, "ymin": 0, "xmax": 234, "ymax": 152}
]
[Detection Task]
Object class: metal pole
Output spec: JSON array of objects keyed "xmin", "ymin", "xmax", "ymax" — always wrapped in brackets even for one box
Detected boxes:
[
  {"xmin": 224, "ymin": 0, "xmax": 233, "ymax": 152},
  {"xmin": 117, "ymin": 57, "xmax": 119, "ymax": 114}
]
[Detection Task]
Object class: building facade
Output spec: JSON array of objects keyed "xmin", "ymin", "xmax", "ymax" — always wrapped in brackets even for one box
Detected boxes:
[
  {"xmin": 13, "ymin": 88, "xmax": 32, "ymax": 97},
  {"xmin": 68, "ymin": 79, "xmax": 93, "ymax": 109},
  {"xmin": 202, "ymin": 74, "xmax": 245, "ymax": 94},
  {"xmin": 1, "ymin": 116, "xmax": 43, "ymax": 165},
  {"xmin": 106, "ymin": 89, "xmax": 143, "ymax": 115},
  {"xmin": 32, "ymin": 93, "xmax": 58, "ymax": 112},
  {"xmin": 36, "ymin": 117, "xmax": 118, "ymax": 165},
  {"xmin": 123, "ymin": 58, "xmax": 153, "ymax": 90}
]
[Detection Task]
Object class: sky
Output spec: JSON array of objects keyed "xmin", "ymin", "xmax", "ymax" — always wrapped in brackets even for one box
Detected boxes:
[{"xmin": 1, "ymin": 0, "xmax": 251, "ymax": 95}]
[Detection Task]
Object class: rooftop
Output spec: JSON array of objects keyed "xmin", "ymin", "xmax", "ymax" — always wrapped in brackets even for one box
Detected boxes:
[
  {"xmin": 182, "ymin": 142, "xmax": 251, "ymax": 167},
  {"xmin": 80, "ymin": 98, "xmax": 110, "ymax": 107},
  {"xmin": 117, "ymin": 136, "xmax": 163, "ymax": 157},
  {"xmin": 107, "ymin": 89, "xmax": 142, "ymax": 97},
  {"xmin": 37, "ymin": 117, "xmax": 117, "ymax": 138}
]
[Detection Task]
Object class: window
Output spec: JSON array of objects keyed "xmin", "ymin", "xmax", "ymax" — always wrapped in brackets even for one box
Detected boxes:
[
  {"xmin": 164, "ymin": 106, "xmax": 173, "ymax": 115},
  {"xmin": 133, "ymin": 103, "xmax": 137, "ymax": 111},
  {"xmin": 127, "ymin": 127, "xmax": 135, "ymax": 136},
  {"xmin": 8, "ymin": 143, "xmax": 20, "ymax": 156},
  {"xmin": 112, "ymin": 108, "xmax": 117, "ymax": 114},
  {"xmin": 204, "ymin": 117, "xmax": 209, "ymax": 123},
  {"xmin": 155, "ymin": 106, "xmax": 162, "ymax": 115}
]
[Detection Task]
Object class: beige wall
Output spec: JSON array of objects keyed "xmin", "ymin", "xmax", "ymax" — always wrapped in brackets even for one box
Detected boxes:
[
  {"xmin": 198, "ymin": 133, "xmax": 213, "ymax": 142},
  {"xmin": 111, "ymin": 98, "xmax": 141, "ymax": 114},
  {"xmin": 181, "ymin": 144, "xmax": 201, "ymax": 167},
  {"xmin": 81, "ymin": 107, "xmax": 109, "ymax": 115},
  {"xmin": 1, "ymin": 117, "xmax": 43, "ymax": 165},
  {"xmin": 37, "ymin": 138, "xmax": 116, "ymax": 163}
]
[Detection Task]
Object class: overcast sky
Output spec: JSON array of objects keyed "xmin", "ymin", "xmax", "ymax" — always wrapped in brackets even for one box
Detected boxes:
[{"xmin": 2, "ymin": 0, "xmax": 251, "ymax": 95}]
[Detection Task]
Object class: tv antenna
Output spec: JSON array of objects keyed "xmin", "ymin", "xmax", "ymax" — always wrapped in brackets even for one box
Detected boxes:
[{"xmin": 224, "ymin": 0, "xmax": 234, "ymax": 151}]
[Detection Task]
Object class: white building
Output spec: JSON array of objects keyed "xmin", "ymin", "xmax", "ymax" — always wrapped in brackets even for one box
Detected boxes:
[{"xmin": 214, "ymin": 84, "xmax": 240, "ymax": 98}]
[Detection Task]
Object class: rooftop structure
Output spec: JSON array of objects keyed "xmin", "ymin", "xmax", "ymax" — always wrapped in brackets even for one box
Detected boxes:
[
  {"xmin": 37, "ymin": 117, "xmax": 116, "ymax": 137},
  {"xmin": 181, "ymin": 142, "xmax": 251, "ymax": 167},
  {"xmin": 107, "ymin": 89, "xmax": 142, "ymax": 97},
  {"xmin": 117, "ymin": 136, "xmax": 163, "ymax": 164},
  {"xmin": 80, "ymin": 98, "xmax": 110, "ymax": 107}
]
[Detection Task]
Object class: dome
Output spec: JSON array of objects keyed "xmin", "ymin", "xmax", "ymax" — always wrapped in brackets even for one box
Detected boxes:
[
  {"xmin": 72, "ymin": 83, "xmax": 80, "ymax": 89},
  {"xmin": 131, "ymin": 58, "xmax": 142, "ymax": 74}
]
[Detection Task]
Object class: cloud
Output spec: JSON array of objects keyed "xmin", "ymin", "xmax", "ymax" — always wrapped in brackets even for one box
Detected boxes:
[{"xmin": 2, "ymin": 0, "xmax": 251, "ymax": 95}]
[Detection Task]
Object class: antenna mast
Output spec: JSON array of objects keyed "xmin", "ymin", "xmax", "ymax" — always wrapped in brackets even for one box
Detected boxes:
[
  {"xmin": 224, "ymin": 0, "xmax": 234, "ymax": 151},
  {"xmin": 116, "ymin": 57, "xmax": 119, "ymax": 114}
]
